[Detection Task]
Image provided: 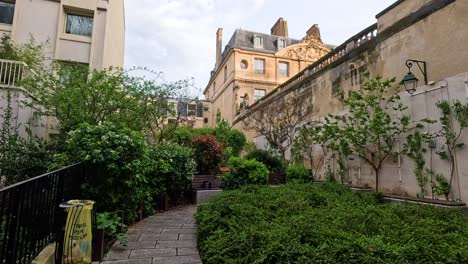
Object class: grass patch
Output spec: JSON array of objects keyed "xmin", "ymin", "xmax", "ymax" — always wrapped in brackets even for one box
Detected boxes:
[{"xmin": 195, "ymin": 183, "xmax": 468, "ymax": 263}]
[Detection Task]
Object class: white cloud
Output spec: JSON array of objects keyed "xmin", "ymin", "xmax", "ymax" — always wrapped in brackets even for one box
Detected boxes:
[
  {"xmin": 125, "ymin": 0, "xmax": 241, "ymax": 96},
  {"xmin": 124, "ymin": 0, "xmax": 395, "ymax": 98}
]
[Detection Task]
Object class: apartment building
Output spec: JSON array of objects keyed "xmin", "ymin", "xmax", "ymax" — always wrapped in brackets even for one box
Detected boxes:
[
  {"xmin": 0, "ymin": 0, "xmax": 125, "ymax": 139},
  {"xmin": 203, "ymin": 18, "xmax": 331, "ymax": 127},
  {"xmin": 0, "ymin": 0, "xmax": 125, "ymax": 69}
]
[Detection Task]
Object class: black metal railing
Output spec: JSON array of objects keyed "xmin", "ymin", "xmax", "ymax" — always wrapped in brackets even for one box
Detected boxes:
[{"xmin": 0, "ymin": 163, "xmax": 87, "ymax": 264}]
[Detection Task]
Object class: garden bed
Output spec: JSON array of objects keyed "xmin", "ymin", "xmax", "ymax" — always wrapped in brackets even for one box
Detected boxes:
[
  {"xmin": 195, "ymin": 183, "xmax": 468, "ymax": 263},
  {"xmin": 383, "ymin": 194, "xmax": 466, "ymax": 207}
]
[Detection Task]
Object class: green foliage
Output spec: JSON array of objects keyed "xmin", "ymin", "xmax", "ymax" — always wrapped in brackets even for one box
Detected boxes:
[
  {"xmin": 286, "ymin": 164, "xmax": 311, "ymax": 183},
  {"xmin": 221, "ymin": 157, "xmax": 269, "ymax": 190},
  {"xmin": 320, "ymin": 74, "xmax": 410, "ymax": 190},
  {"xmin": 96, "ymin": 212, "xmax": 127, "ymax": 246},
  {"xmin": 168, "ymin": 126, "xmax": 215, "ymax": 146},
  {"xmin": 0, "ymin": 35, "xmax": 47, "ymax": 72},
  {"xmin": 404, "ymin": 130, "xmax": 429, "ymax": 196},
  {"xmin": 196, "ymin": 183, "xmax": 468, "ymax": 263},
  {"xmin": 167, "ymin": 114, "xmax": 246, "ymax": 161},
  {"xmin": 192, "ymin": 135, "xmax": 224, "ymax": 175},
  {"xmin": 61, "ymin": 123, "xmax": 153, "ymax": 222},
  {"xmin": 433, "ymin": 100, "xmax": 468, "ymax": 198},
  {"xmin": 148, "ymin": 144, "xmax": 195, "ymax": 203},
  {"xmin": 0, "ymin": 89, "xmax": 50, "ymax": 186},
  {"xmin": 214, "ymin": 111, "xmax": 246, "ymax": 157},
  {"xmin": 244, "ymin": 149, "xmax": 284, "ymax": 173},
  {"xmin": 432, "ymin": 172, "xmax": 451, "ymax": 201}
]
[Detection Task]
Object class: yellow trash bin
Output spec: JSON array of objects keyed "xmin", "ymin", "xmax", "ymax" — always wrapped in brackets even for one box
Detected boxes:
[{"xmin": 61, "ymin": 200, "xmax": 95, "ymax": 264}]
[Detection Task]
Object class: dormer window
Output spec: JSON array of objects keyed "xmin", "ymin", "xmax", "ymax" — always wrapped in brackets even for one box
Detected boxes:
[
  {"xmin": 253, "ymin": 35, "xmax": 263, "ymax": 48},
  {"xmin": 278, "ymin": 39, "xmax": 286, "ymax": 49}
]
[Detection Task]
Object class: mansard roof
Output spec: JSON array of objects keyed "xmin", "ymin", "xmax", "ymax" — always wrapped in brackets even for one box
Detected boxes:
[{"xmin": 221, "ymin": 29, "xmax": 300, "ymax": 60}]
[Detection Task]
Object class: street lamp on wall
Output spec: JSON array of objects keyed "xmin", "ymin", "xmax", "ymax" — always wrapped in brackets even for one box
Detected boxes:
[{"xmin": 400, "ymin": 59, "xmax": 428, "ymax": 95}]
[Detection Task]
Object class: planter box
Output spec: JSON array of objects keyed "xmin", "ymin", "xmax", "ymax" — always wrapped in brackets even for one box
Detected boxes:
[
  {"xmin": 383, "ymin": 194, "xmax": 466, "ymax": 207},
  {"xmin": 193, "ymin": 189, "xmax": 223, "ymax": 204},
  {"xmin": 192, "ymin": 174, "xmax": 221, "ymax": 190}
]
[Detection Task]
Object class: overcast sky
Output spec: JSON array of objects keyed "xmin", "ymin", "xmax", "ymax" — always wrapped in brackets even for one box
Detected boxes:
[{"xmin": 124, "ymin": 0, "xmax": 396, "ymax": 98}]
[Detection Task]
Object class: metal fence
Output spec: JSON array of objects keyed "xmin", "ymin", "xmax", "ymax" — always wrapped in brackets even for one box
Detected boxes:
[{"xmin": 0, "ymin": 163, "xmax": 87, "ymax": 264}]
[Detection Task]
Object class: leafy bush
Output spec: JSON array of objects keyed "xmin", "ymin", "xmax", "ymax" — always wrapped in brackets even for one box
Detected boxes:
[
  {"xmin": 168, "ymin": 124, "xmax": 246, "ymax": 159},
  {"xmin": 196, "ymin": 183, "xmax": 468, "ymax": 263},
  {"xmin": 148, "ymin": 143, "xmax": 195, "ymax": 203},
  {"xmin": 62, "ymin": 123, "xmax": 153, "ymax": 222},
  {"xmin": 168, "ymin": 127, "xmax": 215, "ymax": 146},
  {"xmin": 96, "ymin": 211, "xmax": 127, "ymax": 246},
  {"xmin": 0, "ymin": 89, "xmax": 51, "ymax": 186},
  {"xmin": 286, "ymin": 164, "xmax": 311, "ymax": 183},
  {"xmin": 192, "ymin": 135, "xmax": 224, "ymax": 175},
  {"xmin": 221, "ymin": 157, "xmax": 269, "ymax": 190},
  {"xmin": 244, "ymin": 149, "xmax": 284, "ymax": 173},
  {"xmin": 433, "ymin": 173, "xmax": 451, "ymax": 200}
]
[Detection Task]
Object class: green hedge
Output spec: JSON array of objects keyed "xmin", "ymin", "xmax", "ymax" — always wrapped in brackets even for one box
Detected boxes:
[
  {"xmin": 221, "ymin": 157, "xmax": 269, "ymax": 190},
  {"xmin": 196, "ymin": 183, "xmax": 468, "ymax": 263},
  {"xmin": 286, "ymin": 164, "xmax": 311, "ymax": 183},
  {"xmin": 244, "ymin": 149, "xmax": 284, "ymax": 173}
]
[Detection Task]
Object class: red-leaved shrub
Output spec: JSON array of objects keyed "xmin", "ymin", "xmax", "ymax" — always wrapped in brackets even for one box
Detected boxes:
[{"xmin": 192, "ymin": 135, "xmax": 224, "ymax": 174}]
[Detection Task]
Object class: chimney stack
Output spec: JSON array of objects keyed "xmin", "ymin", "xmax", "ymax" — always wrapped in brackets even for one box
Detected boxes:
[
  {"xmin": 271, "ymin": 17, "xmax": 288, "ymax": 37},
  {"xmin": 306, "ymin": 24, "xmax": 322, "ymax": 42},
  {"xmin": 215, "ymin": 28, "xmax": 223, "ymax": 70}
]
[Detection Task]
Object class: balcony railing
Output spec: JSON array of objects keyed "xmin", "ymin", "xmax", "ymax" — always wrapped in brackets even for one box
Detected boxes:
[
  {"xmin": 0, "ymin": 163, "xmax": 88, "ymax": 264},
  {"xmin": 0, "ymin": 59, "xmax": 34, "ymax": 89}
]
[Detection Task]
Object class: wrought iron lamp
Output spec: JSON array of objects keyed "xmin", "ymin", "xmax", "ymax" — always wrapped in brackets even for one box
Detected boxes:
[{"xmin": 401, "ymin": 59, "xmax": 428, "ymax": 95}]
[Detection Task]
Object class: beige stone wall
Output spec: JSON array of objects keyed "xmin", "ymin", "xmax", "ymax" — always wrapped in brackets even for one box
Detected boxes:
[
  {"xmin": 239, "ymin": 0, "xmax": 468, "ymax": 200},
  {"xmin": 377, "ymin": 0, "xmax": 433, "ymax": 31}
]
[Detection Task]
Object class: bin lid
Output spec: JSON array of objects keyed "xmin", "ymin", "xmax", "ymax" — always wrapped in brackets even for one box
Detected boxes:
[{"xmin": 60, "ymin": 200, "xmax": 95, "ymax": 209}]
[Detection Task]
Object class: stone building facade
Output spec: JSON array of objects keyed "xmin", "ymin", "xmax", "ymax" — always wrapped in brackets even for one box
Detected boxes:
[
  {"xmin": 203, "ymin": 18, "xmax": 331, "ymax": 129},
  {"xmin": 235, "ymin": 0, "xmax": 468, "ymax": 201}
]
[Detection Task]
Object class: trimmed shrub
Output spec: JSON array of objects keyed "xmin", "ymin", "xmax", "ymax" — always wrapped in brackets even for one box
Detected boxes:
[
  {"xmin": 221, "ymin": 157, "xmax": 269, "ymax": 190},
  {"xmin": 196, "ymin": 183, "xmax": 468, "ymax": 263},
  {"xmin": 245, "ymin": 149, "xmax": 284, "ymax": 173},
  {"xmin": 192, "ymin": 135, "xmax": 224, "ymax": 175},
  {"xmin": 286, "ymin": 164, "xmax": 311, "ymax": 182},
  {"xmin": 148, "ymin": 143, "xmax": 196, "ymax": 204}
]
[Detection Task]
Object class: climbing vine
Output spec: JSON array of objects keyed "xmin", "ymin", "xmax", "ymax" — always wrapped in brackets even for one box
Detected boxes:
[{"xmin": 434, "ymin": 100, "xmax": 468, "ymax": 199}]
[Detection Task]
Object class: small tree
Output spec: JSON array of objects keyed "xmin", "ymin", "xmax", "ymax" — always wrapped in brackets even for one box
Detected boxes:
[
  {"xmin": 433, "ymin": 100, "xmax": 468, "ymax": 198},
  {"xmin": 243, "ymin": 95, "xmax": 312, "ymax": 162},
  {"xmin": 325, "ymin": 74, "xmax": 410, "ymax": 191}
]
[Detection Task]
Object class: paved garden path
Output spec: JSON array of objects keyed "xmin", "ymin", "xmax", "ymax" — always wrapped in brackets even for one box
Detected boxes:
[{"xmin": 101, "ymin": 206, "xmax": 201, "ymax": 264}]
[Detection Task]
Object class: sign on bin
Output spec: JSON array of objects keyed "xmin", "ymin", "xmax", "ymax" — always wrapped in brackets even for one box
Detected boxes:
[{"xmin": 61, "ymin": 200, "xmax": 94, "ymax": 264}]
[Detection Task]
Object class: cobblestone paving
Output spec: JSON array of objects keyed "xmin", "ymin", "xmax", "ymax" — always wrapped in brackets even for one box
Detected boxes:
[{"xmin": 101, "ymin": 206, "xmax": 201, "ymax": 264}]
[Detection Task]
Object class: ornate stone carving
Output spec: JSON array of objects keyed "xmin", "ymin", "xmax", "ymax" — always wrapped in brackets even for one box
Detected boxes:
[{"xmin": 279, "ymin": 36, "xmax": 330, "ymax": 61}]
